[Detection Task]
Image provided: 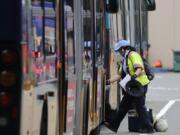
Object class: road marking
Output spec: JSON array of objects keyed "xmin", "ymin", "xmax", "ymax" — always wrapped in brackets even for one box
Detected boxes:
[
  {"xmin": 149, "ymin": 87, "xmax": 180, "ymax": 91},
  {"xmin": 139, "ymin": 99, "xmax": 180, "ymax": 135},
  {"xmin": 174, "ymin": 99, "xmax": 180, "ymax": 102},
  {"xmin": 155, "ymin": 100, "xmax": 175, "ymax": 121}
]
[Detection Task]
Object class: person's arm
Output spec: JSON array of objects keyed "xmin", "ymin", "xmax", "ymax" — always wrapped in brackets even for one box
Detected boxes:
[
  {"xmin": 132, "ymin": 67, "xmax": 143, "ymax": 79},
  {"xmin": 107, "ymin": 74, "xmax": 121, "ymax": 84},
  {"xmin": 134, "ymin": 67, "xmax": 142, "ymax": 76}
]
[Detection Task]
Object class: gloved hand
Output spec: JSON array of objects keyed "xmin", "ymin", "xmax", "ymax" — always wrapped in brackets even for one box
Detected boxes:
[
  {"xmin": 131, "ymin": 74, "xmax": 137, "ymax": 81},
  {"xmin": 106, "ymin": 80, "xmax": 111, "ymax": 85}
]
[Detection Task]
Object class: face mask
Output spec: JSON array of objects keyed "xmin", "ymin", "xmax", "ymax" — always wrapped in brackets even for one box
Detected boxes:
[
  {"xmin": 114, "ymin": 52, "xmax": 122, "ymax": 62},
  {"xmin": 120, "ymin": 48, "xmax": 127, "ymax": 57}
]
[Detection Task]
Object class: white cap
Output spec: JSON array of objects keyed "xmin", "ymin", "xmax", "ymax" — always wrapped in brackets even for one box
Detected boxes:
[{"xmin": 114, "ymin": 40, "xmax": 130, "ymax": 52}]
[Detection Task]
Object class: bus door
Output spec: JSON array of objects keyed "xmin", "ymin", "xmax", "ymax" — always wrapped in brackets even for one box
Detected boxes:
[
  {"xmin": 95, "ymin": 0, "xmax": 107, "ymax": 127},
  {"xmin": 30, "ymin": 0, "xmax": 58, "ymax": 134},
  {"xmin": 57, "ymin": 0, "xmax": 77, "ymax": 135},
  {"xmin": 82, "ymin": 1, "xmax": 94, "ymax": 134},
  {"xmin": 20, "ymin": 0, "xmax": 36, "ymax": 134},
  {"xmin": 0, "ymin": 0, "xmax": 22, "ymax": 135},
  {"xmin": 103, "ymin": 0, "xmax": 122, "ymax": 123},
  {"xmin": 64, "ymin": 1, "xmax": 77, "ymax": 135},
  {"xmin": 82, "ymin": 0, "xmax": 106, "ymax": 134}
]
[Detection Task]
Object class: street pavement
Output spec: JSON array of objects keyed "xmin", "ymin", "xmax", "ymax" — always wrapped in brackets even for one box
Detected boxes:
[{"xmin": 100, "ymin": 71, "xmax": 180, "ymax": 135}]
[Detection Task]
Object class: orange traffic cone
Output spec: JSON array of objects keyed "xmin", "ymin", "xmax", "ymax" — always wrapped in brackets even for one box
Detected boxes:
[{"xmin": 153, "ymin": 60, "xmax": 162, "ymax": 68}]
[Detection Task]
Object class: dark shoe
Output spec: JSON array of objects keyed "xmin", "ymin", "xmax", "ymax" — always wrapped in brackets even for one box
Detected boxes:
[
  {"xmin": 139, "ymin": 128, "xmax": 155, "ymax": 134},
  {"xmin": 104, "ymin": 121, "xmax": 118, "ymax": 133},
  {"xmin": 105, "ymin": 109, "xmax": 118, "ymax": 123}
]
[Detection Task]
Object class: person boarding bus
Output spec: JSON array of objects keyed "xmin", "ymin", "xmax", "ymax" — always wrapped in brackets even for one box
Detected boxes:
[{"xmin": 105, "ymin": 40, "xmax": 154, "ymax": 133}]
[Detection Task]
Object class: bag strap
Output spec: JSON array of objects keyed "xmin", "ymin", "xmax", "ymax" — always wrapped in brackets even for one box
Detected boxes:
[{"xmin": 125, "ymin": 51, "xmax": 131, "ymax": 74}]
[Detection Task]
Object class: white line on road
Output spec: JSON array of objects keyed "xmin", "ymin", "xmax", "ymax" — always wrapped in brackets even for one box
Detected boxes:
[
  {"xmin": 174, "ymin": 99, "xmax": 180, "ymax": 102},
  {"xmin": 139, "ymin": 99, "xmax": 180, "ymax": 135},
  {"xmin": 149, "ymin": 87, "xmax": 180, "ymax": 91},
  {"xmin": 155, "ymin": 100, "xmax": 175, "ymax": 121}
]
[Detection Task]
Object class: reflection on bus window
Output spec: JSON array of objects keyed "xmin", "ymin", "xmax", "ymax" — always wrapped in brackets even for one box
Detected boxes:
[
  {"xmin": 96, "ymin": 0, "xmax": 104, "ymax": 60},
  {"xmin": 32, "ymin": 16, "xmax": 43, "ymax": 53},
  {"xmin": 31, "ymin": 0, "xmax": 57, "ymax": 84},
  {"xmin": 45, "ymin": 17, "xmax": 56, "ymax": 55},
  {"xmin": 83, "ymin": 41, "xmax": 92, "ymax": 68},
  {"xmin": 65, "ymin": 2, "xmax": 75, "ymax": 77},
  {"xmin": 83, "ymin": 2, "xmax": 92, "ymax": 70}
]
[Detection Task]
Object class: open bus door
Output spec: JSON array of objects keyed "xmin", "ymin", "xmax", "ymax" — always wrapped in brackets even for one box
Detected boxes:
[
  {"xmin": 82, "ymin": 0, "xmax": 107, "ymax": 135},
  {"xmin": 104, "ymin": 0, "xmax": 122, "ymax": 123},
  {"xmin": 31, "ymin": 0, "xmax": 58, "ymax": 135},
  {"xmin": 58, "ymin": 0, "xmax": 78, "ymax": 135},
  {"xmin": 21, "ymin": 0, "xmax": 59, "ymax": 135}
]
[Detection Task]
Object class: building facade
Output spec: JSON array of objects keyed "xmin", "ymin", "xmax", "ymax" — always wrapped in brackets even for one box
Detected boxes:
[{"xmin": 149, "ymin": 0, "xmax": 180, "ymax": 69}]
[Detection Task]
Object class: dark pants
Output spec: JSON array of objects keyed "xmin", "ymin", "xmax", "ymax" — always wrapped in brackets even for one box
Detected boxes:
[{"xmin": 111, "ymin": 85, "xmax": 153, "ymax": 130}]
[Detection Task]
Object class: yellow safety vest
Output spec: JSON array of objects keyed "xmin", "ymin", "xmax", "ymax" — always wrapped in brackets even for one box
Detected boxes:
[
  {"xmin": 127, "ymin": 51, "xmax": 150, "ymax": 86},
  {"xmin": 118, "ymin": 51, "xmax": 150, "ymax": 86}
]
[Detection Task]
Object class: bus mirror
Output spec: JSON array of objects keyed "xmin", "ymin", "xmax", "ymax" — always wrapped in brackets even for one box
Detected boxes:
[
  {"xmin": 106, "ymin": 0, "xmax": 119, "ymax": 13},
  {"xmin": 144, "ymin": 0, "xmax": 156, "ymax": 11}
]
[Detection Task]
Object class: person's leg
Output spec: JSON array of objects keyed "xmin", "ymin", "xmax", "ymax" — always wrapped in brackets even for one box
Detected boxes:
[
  {"xmin": 116, "ymin": 94, "xmax": 132, "ymax": 124},
  {"xmin": 105, "ymin": 94, "xmax": 132, "ymax": 132},
  {"xmin": 134, "ymin": 94, "xmax": 154, "ymax": 133}
]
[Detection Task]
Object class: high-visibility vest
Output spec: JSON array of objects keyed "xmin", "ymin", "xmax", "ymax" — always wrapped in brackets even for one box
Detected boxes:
[
  {"xmin": 127, "ymin": 51, "xmax": 150, "ymax": 86},
  {"xmin": 118, "ymin": 51, "xmax": 150, "ymax": 86}
]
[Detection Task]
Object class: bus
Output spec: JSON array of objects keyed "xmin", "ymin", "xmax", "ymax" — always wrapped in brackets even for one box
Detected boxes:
[
  {"xmin": 20, "ymin": 0, "xmax": 119, "ymax": 135},
  {"xmin": 0, "ymin": 0, "xmax": 119, "ymax": 135},
  {"xmin": 0, "ymin": 0, "xmax": 156, "ymax": 135}
]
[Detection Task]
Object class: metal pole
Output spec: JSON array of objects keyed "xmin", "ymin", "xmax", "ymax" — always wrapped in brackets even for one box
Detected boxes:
[
  {"xmin": 139, "ymin": 0, "xmax": 143, "ymax": 55},
  {"xmin": 56, "ymin": 0, "xmax": 65, "ymax": 134},
  {"xmin": 74, "ymin": 0, "xmax": 83, "ymax": 134},
  {"xmin": 129, "ymin": 0, "xmax": 135, "ymax": 46}
]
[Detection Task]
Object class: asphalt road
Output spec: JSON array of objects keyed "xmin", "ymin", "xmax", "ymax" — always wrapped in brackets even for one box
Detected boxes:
[{"xmin": 100, "ymin": 71, "xmax": 180, "ymax": 135}]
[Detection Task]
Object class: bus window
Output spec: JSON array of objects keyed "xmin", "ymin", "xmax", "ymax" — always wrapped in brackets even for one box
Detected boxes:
[
  {"xmin": 83, "ymin": 7, "xmax": 92, "ymax": 70},
  {"xmin": 64, "ymin": 0, "xmax": 77, "ymax": 133},
  {"xmin": 31, "ymin": 0, "xmax": 57, "ymax": 84},
  {"xmin": 96, "ymin": 0, "xmax": 105, "ymax": 109}
]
